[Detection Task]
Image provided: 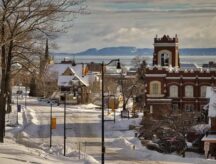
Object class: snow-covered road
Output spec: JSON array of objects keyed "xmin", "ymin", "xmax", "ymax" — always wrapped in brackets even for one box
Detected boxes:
[{"xmin": 3, "ymin": 97, "xmax": 216, "ymax": 164}]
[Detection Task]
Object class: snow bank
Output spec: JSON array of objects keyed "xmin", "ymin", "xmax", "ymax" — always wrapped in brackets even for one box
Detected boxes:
[
  {"xmin": 190, "ymin": 124, "xmax": 210, "ymax": 134},
  {"xmin": 110, "ymin": 137, "xmax": 135, "ymax": 150},
  {"xmin": 40, "ymin": 143, "xmax": 99, "ymax": 164},
  {"xmin": 113, "ymin": 137, "xmax": 216, "ymax": 164},
  {"xmin": 84, "ymin": 155, "xmax": 100, "ymax": 164}
]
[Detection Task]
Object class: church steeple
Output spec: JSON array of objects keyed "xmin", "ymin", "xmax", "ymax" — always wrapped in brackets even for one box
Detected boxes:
[{"xmin": 40, "ymin": 38, "xmax": 51, "ymax": 76}]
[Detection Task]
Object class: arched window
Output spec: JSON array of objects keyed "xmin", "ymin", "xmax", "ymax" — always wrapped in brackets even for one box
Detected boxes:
[
  {"xmin": 161, "ymin": 53, "xmax": 169, "ymax": 66},
  {"xmin": 200, "ymin": 86, "xmax": 208, "ymax": 97},
  {"xmin": 150, "ymin": 81, "xmax": 161, "ymax": 95},
  {"xmin": 169, "ymin": 85, "xmax": 178, "ymax": 97},
  {"xmin": 185, "ymin": 85, "xmax": 194, "ymax": 97},
  {"xmin": 158, "ymin": 50, "xmax": 172, "ymax": 66}
]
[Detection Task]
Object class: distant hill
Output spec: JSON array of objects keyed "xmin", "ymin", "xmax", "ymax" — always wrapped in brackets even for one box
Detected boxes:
[
  {"xmin": 53, "ymin": 47, "xmax": 216, "ymax": 56},
  {"xmin": 73, "ymin": 47, "xmax": 153, "ymax": 56}
]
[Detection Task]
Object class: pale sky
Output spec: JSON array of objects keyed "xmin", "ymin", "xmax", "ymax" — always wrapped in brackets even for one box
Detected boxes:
[{"xmin": 54, "ymin": 0, "xmax": 216, "ymax": 53}]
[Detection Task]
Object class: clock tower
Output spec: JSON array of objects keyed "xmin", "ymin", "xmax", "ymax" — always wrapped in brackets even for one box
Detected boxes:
[{"xmin": 153, "ymin": 34, "xmax": 180, "ymax": 67}]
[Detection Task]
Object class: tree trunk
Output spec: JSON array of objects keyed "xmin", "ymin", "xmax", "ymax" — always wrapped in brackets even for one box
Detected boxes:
[
  {"xmin": 0, "ymin": 12, "xmax": 6, "ymax": 142},
  {"xmin": 5, "ymin": 41, "xmax": 13, "ymax": 114},
  {"xmin": 0, "ymin": 39, "xmax": 13, "ymax": 142},
  {"xmin": 0, "ymin": 52, "xmax": 6, "ymax": 142}
]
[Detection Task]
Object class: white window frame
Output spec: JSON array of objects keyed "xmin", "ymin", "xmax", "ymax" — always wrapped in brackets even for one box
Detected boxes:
[
  {"xmin": 150, "ymin": 81, "xmax": 161, "ymax": 95},
  {"xmin": 185, "ymin": 85, "xmax": 194, "ymax": 98},
  {"xmin": 169, "ymin": 85, "xmax": 178, "ymax": 97}
]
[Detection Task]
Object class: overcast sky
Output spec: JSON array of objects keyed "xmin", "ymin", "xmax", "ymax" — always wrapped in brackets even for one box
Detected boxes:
[{"xmin": 54, "ymin": 0, "xmax": 216, "ymax": 53}]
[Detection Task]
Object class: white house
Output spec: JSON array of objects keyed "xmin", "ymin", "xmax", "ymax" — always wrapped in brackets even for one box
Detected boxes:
[
  {"xmin": 202, "ymin": 87, "xmax": 216, "ymax": 158},
  {"xmin": 47, "ymin": 61, "xmax": 94, "ymax": 104}
]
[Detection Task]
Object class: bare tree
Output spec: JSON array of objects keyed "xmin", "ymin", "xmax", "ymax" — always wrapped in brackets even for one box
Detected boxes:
[
  {"xmin": 131, "ymin": 55, "xmax": 145, "ymax": 68},
  {"xmin": 0, "ymin": 0, "xmax": 86, "ymax": 142}
]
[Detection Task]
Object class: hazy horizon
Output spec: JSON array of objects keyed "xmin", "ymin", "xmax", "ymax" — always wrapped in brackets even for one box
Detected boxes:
[{"xmin": 53, "ymin": 0, "xmax": 216, "ymax": 53}]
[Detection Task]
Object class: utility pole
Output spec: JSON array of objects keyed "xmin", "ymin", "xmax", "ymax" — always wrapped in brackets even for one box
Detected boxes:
[{"xmin": 101, "ymin": 62, "xmax": 105, "ymax": 164}]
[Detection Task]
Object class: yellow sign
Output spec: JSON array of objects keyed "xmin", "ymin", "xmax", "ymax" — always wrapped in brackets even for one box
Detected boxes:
[{"xmin": 52, "ymin": 118, "xmax": 56, "ymax": 129}]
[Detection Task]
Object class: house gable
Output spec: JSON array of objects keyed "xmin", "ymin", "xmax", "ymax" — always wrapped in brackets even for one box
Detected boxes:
[{"xmin": 62, "ymin": 67, "xmax": 74, "ymax": 76}]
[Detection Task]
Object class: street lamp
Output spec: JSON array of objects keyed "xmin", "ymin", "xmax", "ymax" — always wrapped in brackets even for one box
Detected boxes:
[
  {"xmin": 71, "ymin": 59, "xmax": 121, "ymax": 163},
  {"xmin": 64, "ymin": 92, "xmax": 66, "ymax": 156},
  {"xmin": 16, "ymin": 90, "xmax": 19, "ymax": 125},
  {"xmin": 25, "ymin": 87, "xmax": 27, "ymax": 108},
  {"xmin": 50, "ymin": 102, "xmax": 53, "ymax": 148},
  {"xmin": 101, "ymin": 59, "xmax": 121, "ymax": 164}
]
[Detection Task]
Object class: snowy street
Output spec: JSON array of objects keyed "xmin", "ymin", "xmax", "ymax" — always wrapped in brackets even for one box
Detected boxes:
[{"xmin": 1, "ymin": 97, "xmax": 216, "ymax": 164}]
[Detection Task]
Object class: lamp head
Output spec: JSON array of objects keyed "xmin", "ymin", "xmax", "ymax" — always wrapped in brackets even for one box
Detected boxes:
[
  {"xmin": 116, "ymin": 60, "xmax": 122, "ymax": 73},
  {"xmin": 116, "ymin": 60, "xmax": 121, "ymax": 69},
  {"xmin": 71, "ymin": 60, "xmax": 76, "ymax": 66}
]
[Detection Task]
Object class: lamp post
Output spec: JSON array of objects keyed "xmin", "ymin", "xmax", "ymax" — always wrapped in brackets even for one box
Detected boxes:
[
  {"xmin": 50, "ymin": 102, "xmax": 52, "ymax": 148},
  {"xmin": 71, "ymin": 59, "xmax": 121, "ymax": 163},
  {"xmin": 101, "ymin": 59, "xmax": 121, "ymax": 164},
  {"xmin": 64, "ymin": 92, "xmax": 66, "ymax": 156},
  {"xmin": 25, "ymin": 86, "xmax": 27, "ymax": 108},
  {"xmin": 16, "ymin": 91, "xmax": 19, "ymax": 125}
]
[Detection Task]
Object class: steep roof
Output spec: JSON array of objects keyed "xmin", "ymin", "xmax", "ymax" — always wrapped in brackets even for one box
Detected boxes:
[{"xmin": 47, "ymin": 63, "xmax": 89, "ymax": 87}]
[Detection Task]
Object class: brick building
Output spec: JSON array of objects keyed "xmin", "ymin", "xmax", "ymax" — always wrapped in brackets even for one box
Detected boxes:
[{"xmin": 142, "ymin": 35, "xmax": 215, "ymax": 115}]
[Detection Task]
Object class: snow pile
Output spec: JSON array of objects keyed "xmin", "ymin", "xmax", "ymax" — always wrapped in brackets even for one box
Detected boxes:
[
  {"xmin": 0, "ymin": 139, "xmax": 79, "ymax": 164},
  {"xmin": 84, "ymin": 155, "xmax": 99, "ymax": 164},
  {"xmin": 83, "ymin": 103, "xmax": 99, "ymax": 109},
  {"xmin": 105, "ymin": 111, "xmax": 142, "ymax": 138},
  {"xmin": 109, "ymin": 135, "xmax": 216, "ymax": 164},
  {"xmin": 190, "ymin": 124, "xmax": 210, "ymax": 134},
  {"xmin": 40, "ymin": 142, "xmax": 99, "ymax": 163},
  {"xmin": 110, "ymin": 137, "xmax": 135, "ymax": 150},
  {"xmin": 5, "ymin": 105, "xmax": 30, "ymax": 139},
  {"xmin": 113, "ymin": 115, "xmax": 141, "ymax": 130},
  {"xmin": 129, "ymin": 137, "xmax": 143, "ymax": 150}
]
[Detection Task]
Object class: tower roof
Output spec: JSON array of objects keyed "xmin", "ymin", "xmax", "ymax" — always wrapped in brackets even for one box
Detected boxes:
[{"xmin": 154, "ymin": 34, "xmax": 178, "ymax": 43}]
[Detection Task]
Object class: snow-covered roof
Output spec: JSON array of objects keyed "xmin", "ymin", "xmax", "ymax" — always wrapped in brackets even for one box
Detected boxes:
[
  {"xmin": 201, "ymin": 135, "xmax": 216, "ymax": 142},
  {"xmin": 47, "ymin": 63, "xmax": 90, "ymax": 87},
  {"xmin": 208, "ymin": 87, "xmax": 216, "ymax": 117},
  {"xmin": 180, "ymin": 63, "xmax": 197, "ymax": 69}
]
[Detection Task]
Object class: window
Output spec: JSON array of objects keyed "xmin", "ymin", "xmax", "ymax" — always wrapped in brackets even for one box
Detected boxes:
[
  {"xmin": 172, "ymin": 103, "xmax": 179, "ymax": 111},
  {"xmin": 150, "ymin": 81, "xmax": 161, "ymax": 95},
  {"xmin": 161, "ymin": 53, "xmax": 169, "ymax": 66},
  {"xmin": 169, "ymin": 85, "xmax": 178, "ymax": 97},
  {"xmin": 185, "ymin": 85, "xmax": 194, "ymax": 97},
  {"xmin": 200, "ymin": 86, "xmax": 207, "ymax": 97},
  {"xmin": 185, "ymin": 104, "xmax": 194, "ymax": 112}
]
